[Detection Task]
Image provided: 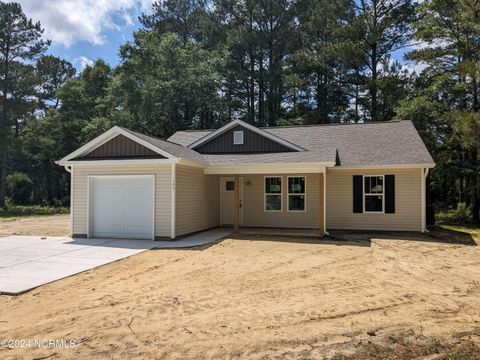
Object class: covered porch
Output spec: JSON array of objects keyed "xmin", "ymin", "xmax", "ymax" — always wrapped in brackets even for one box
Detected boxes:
[{"xmin": 205, "ymin": 164, "xmax": 328, "ymax": 234}]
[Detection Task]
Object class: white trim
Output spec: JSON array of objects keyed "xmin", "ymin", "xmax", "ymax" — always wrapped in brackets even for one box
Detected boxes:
[
  {"xmin": 363, "ymin": 175, "xmax": 385, "ymax": 214},
  {"xmin": 264, "ymin": 176, "xmax": 283, "ymax": 212},
  {"xmin": 87, "ymin": 174, "xmax": 155, "ymax": 240},
  {"xmin": 171, "ymin": 163, "xmax": 176, "ymax": 239},
  {"xmin": 233, "ymin": 130, "xmax": 244, "ymax": 145},
  {"xmin": 287, "ymin": 176, "xmax": 306, "ymax": 212},
  {"xmin": 205, "ymin": 163, "xmax": 330, "ymax": 175},
  {"xmin": 57, "ymin": 126, "xmax": 178, "ymax": 164},
  {"xmin": 58, "ymin": 158, "xmax": 178, "ymax": 166},
  {"xmin": 329, "ymin": 163, "xmax": 435, "ymax": 170},
  {"xmin": 188, "ymin": 119, "xmax": 305, "ymax": 152}
]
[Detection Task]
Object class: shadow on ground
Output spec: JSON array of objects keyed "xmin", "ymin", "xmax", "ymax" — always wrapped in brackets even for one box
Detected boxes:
[{"xmin": 329, "ymin": 227, "xmax": 478, "ymax": 246}]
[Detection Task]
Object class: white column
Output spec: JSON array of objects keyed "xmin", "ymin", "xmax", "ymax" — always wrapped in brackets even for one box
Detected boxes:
[{"xmin": 324, "ymin": 167, "xmax": 328, "ymax": 235}]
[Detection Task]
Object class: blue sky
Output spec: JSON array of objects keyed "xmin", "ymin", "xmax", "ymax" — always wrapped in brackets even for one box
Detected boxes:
[
  {"xmin": 18, "ymin": 0, "xmax": 413, "ymax": 72},
  {"xmin": 18, "ymin": 0, "xmax": 155, "ymax": 70}
]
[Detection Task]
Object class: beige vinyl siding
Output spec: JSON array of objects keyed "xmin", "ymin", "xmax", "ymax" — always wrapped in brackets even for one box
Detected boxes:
[
  {"xmin": 242, "ymin": 174, "xmax": 321, "ymax": 229},
  {"xmin": 72, "ymin": 164, "xmax": 172, "ymax": 237},
  {"xmin": 175, "ymin": 165, "xmax": 220, "ymax": 236},
  {"xmin": 326, "ymin": 168, "xmax": 422, "ymax": 231}
]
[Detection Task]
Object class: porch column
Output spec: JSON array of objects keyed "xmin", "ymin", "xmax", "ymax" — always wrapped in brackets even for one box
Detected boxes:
[
  {"xmin": 233, "ymin": 175, "xmax": 240, "ymax": 232},
  {"xmin": 319, "ymin": 173, "xmax": 325, "ymax": 234}
]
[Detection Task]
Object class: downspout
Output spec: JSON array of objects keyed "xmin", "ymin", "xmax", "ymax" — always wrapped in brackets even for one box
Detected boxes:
[
  {"xmin": 424, "ymin": 168, "xmax": 429, "ymax": 233},
  {"xmin": 64, "ymin": 166, "xmax": 73, "ymax": 237},
  {"xmin": 171, "ymin": 163, "xmax": 176, "ymax": 240},
  {"xmin": 421, "ymin": 167, "xmax": 429, "ymax": 233}
]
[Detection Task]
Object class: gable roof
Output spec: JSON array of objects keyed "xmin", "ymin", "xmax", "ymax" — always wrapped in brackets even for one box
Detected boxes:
[
  {"xmin": 119, "ymin": 127, "xmax": 206, "ymax": 163},
  {"xmin": 168, "ymin": 120, "xmax": 435, "ymax": 167},
  {"xmin": 188, "ymin": 119, "xmax": 305, "ymax": 152},
  {"xmin": 57, "ymin": 126, "xmax": 206, "ymax": 165}
]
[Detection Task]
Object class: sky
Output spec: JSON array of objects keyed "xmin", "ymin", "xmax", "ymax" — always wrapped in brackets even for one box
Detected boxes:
[
  {"xmin": 18, "ymin": 0, "xmax": 156, "ymax": 71},
  {"xmin": 17, "ymin": 0, "xmax": 414, "ymax": 73}
]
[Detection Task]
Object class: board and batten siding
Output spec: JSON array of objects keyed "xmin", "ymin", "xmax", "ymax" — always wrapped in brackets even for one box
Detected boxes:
[
  {"xmin": 78, "ymin": 134, "xmax": 164, "ymax": 159},
  {"xmin": 326, "ymin": 168, "xmax": 422, "ymax": 231},
  {"xmin": 194, "ymin": 125, "xmax": 293, "ymax": 153},
  {"xmin": 175, "ymin": 165, "xmax": 220, "ymax": 236},
  {"xmin": 242, "ymin": 174, "xmax": 321, "ymax": 229},
  {"xmin": 72, "ymin": 164, "xmax": 172, "ymax": 238}
]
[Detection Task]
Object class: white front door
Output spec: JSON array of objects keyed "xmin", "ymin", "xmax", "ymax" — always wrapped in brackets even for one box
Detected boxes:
[
  {"xmin": 90, "ymin": 175, "xmax": 155, "ymax": 240},
  {"xmin": 221, "ymin": 177, "xmax": 243, "ymax": 226}
]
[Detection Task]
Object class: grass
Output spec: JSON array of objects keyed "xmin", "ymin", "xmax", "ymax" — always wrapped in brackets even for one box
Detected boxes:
[
  {"xmin": 0, "ymin": 204, "xmax": 69, "ymax": 219},
  {"xmin": 437, "ymin": 223, "xmax": 480, "ymax": 239}
]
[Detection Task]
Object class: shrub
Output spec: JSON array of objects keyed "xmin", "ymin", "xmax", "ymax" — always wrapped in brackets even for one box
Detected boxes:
[
  {"xmin": 6, "ymin": 172, "xmax": 33, "ymax": 205},
  {"xmin": 436, "ymin": 202, "xmax": 472, "ymax": 224}
]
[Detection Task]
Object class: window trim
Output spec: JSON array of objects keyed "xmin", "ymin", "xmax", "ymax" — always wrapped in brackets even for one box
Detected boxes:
[
  {"xmin": 363, "ymin": 175, "xmax": 385, "ymax": 214},
  {"xmin": 233, "ymin": 130, "xmax": 244, "ymax": 145},
  {"xmin": 287, "ymin": 176, "xmax": 307, "ymax": 212},
  {"xmin": 264, "ymin": 176, "xmax": 283, "ymax": 212}
]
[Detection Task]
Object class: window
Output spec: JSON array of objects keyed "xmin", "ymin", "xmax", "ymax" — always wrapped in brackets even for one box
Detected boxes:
[
  {"xmin": 288, "ymin": 177, "xmax": 306, "ymax": 211},
  {"xmin": 233, "ymin": 130, "xmax": 244, "ymax": 145},
  {"xmin": 225, "ymin": 180, "xmax": 234, "ymax": 191},
  {"xmin": 265, "ymin": 177, "xmax": 282, "ymax": 211},
  {"xmin": 364, "ymin": 175, "xmax": 384, "ymax": 212}
]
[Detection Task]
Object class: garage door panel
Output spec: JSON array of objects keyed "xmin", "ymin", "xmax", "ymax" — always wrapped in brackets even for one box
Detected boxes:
[{"xmin": 91, "ymin": 176, "xmax": 154, "ymax": 240}]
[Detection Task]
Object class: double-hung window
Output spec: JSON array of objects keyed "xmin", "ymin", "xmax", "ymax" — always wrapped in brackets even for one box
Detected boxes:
[
  {"xmin": 364, "ymin": 175, "xmax": 384, "ymax": 212},
  {"xmin": 288, "ymin": 177, "xmax": 306, "ymax": 211},
  {"xmin": 265, "ymin": 177, "xmax": 282, "ymax": 211}
]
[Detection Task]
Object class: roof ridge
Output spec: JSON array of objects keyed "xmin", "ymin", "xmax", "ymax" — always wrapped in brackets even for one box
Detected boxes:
[
  {"xmin": 259, "ymin": 119, "xmax": 407, "ymax": 130},
  {"xmin": 119, "ymin": 126, "xmax": 189, "ymax": 148}
]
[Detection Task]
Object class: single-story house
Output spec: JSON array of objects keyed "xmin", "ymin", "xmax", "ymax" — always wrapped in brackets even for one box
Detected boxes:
[{"xmin": 57, "ymin": 119, "xmax": 435, "ymax": 240}]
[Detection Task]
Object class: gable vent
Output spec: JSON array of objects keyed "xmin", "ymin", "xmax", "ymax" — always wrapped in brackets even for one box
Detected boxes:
[{"xmin": 233, "ymin": 130, "xmax": 244, "ymax": 145}]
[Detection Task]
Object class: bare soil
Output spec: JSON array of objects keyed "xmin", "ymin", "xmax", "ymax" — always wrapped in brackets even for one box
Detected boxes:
[
  {"xmin": 0, "ymin": 214, "xmax": 70, "ymax": 237},
  {"xmin": 0, "ymin": 219, "xmax": 479, "ymax": 359}
]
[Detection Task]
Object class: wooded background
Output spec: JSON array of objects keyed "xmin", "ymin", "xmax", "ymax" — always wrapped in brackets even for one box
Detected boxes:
[{"xmin": 0, "ymin": 0, "xmax": 479, "ymax": 223}]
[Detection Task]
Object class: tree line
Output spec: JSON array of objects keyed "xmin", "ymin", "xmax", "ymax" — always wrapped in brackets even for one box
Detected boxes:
[{"xmin": 0, "ymin": 0, "xmax": 479, "ymax": 223}]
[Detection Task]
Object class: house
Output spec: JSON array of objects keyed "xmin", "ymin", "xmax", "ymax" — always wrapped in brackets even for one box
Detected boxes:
[{"xmin": 57, "ymin": 119, "xmax": 435, "ymax": 240}]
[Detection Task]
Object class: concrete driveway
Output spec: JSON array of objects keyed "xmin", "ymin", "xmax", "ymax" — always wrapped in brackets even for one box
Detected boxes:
[{"xmin": 0, "ymin": 229, "xmax": 230, "ymax": 295}]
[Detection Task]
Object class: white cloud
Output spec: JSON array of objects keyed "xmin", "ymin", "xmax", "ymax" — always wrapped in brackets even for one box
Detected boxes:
[
  {"xmin": 78, "ymin": 56, "xmax": 94, "ymax": 70},
  {"xmin": 17, "ymin": 0, "xmax": 156, "ymax": 47}
]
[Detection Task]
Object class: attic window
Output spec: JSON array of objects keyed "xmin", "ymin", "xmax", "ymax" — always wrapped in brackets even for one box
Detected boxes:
[{"xmin": 233, "ymin": 130, "xmax": 244, "ymax": 145}]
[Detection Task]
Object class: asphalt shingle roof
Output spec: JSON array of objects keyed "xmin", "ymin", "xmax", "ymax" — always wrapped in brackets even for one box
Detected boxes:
[{"xmin": 167, "ymin": 120, "xmax": 434, "ymax": 166}]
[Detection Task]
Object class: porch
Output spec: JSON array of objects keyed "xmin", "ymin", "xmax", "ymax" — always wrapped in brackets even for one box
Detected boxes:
[{"xmin": 214, "ymin": 170, "xmax": 327, "ymax": 234}]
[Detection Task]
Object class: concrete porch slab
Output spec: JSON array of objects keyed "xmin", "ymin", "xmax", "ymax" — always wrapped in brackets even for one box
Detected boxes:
[{"xmin": 0, "ymin": 228, "xmax": 231, "ymax": 295}]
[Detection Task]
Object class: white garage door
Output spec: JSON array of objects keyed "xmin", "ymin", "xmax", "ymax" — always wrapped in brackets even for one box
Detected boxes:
[{"xmin": 90, "ymin": 176, "xmax": 154, "ymax": 240}]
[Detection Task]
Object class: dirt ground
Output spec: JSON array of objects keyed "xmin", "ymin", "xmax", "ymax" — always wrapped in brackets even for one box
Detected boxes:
[
  {"xmin": 0, "ymin": 219, "xmax": 480, "ymax": 359},
  {"xmin": 0, "ymin": 214, "xmax": 70, "ymax": 237}
]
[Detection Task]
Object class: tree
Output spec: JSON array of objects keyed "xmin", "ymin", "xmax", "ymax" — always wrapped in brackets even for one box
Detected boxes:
[
  {"xmin": 404, "ymin": 0, "xmax": 480, "ymax": 222},
  {"xmin": 351, "ymin": 0, "xmax": 415, "ymax": 121},
  {"xmin": 0, "ymin": 2, "xmax": 49, "ymax": 208},
  {"xmin": 293, "ymin": 0, "xmax": 356, "ymax": 123},
  {"xmin": 113, "ymin": 32, "xmax": 225, "ymax": 136},
  {"xmin": 36, "ymin": 55, "xmax": 75, "ymax": 110}
]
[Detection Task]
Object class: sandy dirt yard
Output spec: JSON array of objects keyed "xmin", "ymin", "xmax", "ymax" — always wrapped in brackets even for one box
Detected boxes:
[
  {"xmin": 0, "ymin": 225, "xmax": 480, "ymax": 359},
  {"xmin": 0, "ymin": 214, "xmax": 70, "ymax": 237}
]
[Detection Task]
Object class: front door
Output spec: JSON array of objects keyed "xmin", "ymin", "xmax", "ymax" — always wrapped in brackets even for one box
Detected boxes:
[{"xmin": 221, "ymin": 177, "xmax": 243, "ymax": 226}]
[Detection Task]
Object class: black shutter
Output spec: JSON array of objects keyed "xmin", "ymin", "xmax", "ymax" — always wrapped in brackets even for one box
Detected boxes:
[
  {"xmin": 353, "ymin": 175, "xmax": 363, "ymax": 213},
  {"xmin": 385, "ymin": 175, "xmax": 395, "ymax": 213}
]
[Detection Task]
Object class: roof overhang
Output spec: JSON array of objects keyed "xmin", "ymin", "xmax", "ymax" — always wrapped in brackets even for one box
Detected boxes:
[
  {"xmin": 204, "ymin": 162, "xmax": 335, "ymax": 175},
  {"xmin": 328, "ymin": 163, "xmax": 436, "ymax": 170},
  {"xmin": 56, "ymin": 126, "xmax": 179, "ymax": 166},
  {"xmin": 188, "ymin": 119, "xmax": 305, "ymax": 152}
]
